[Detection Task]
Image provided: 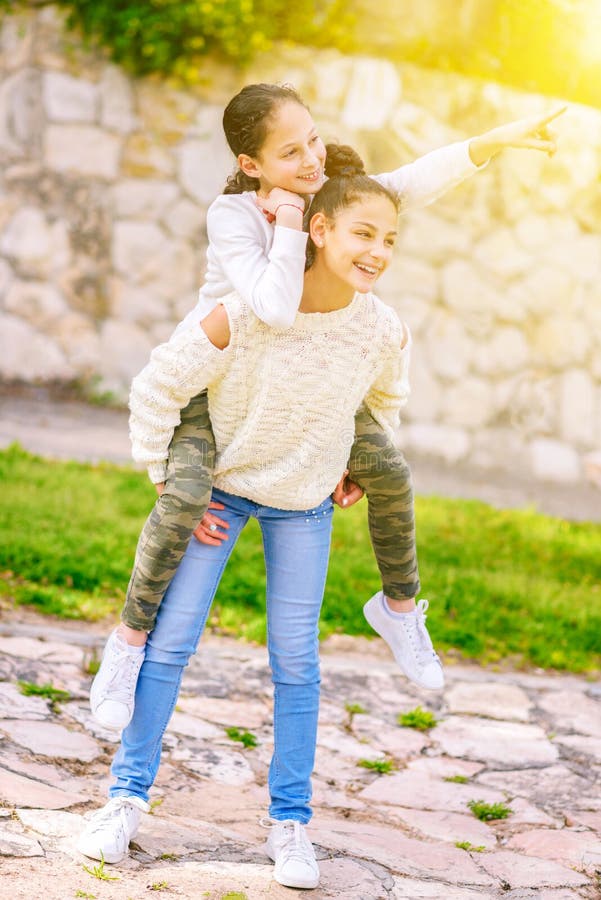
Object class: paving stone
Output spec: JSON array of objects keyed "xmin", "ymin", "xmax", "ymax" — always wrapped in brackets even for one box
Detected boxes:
[
  {"xmin": 553, "ymin": 733, "xmax": 601, "ymax": 762},
  {"xmin": 313, "ymin": 857, "xmax": 389, "ymax": 898},
  {"xmin": 381, "ymin": 805, "xmax": 497, "ymax": 848},
  {"xmin": 311, "ymin": 817, "xmax": 496, "ymax": 886},
  {"xmin": 352, "ymin": 713, "xmax": 428, "ymax": 757},
  {"xmin": 166, "ymin": 710, "xmax": 222, "ymax": 740},
  {"xmin": 61, "ymin": 700, "xmax": 121, "ymax": 743},
  {"xmin": 504, "ymin": 797, "xmax": 560, "ymax": 827},
  {"xmin": 538, "ymin": 690, "xmax": 601, "ymax": 738},
  {"xmin": 478, "ymin": 849, "xmax": 589, "ymax": 888},
  {"xmin": 181, "ymin": 746, "xmax": 256, "ymax": 786},
  {"xmin": 507, "ymin": 828, "xmax": 601, "ymax": 865},
  {"xmin": 406, "ymin": 755, "xmax": 484, "ymax": 779},
  {"xmin": 360, "ymin": 770, "xmax": 507, "ymax": 813},
  {"xmin": 16, "ymin": 809, "xmax": 82, "ymax": 838},
  {"xmin": 477, "ymin": 765, "xmax": 596, "ymax": 808},
  {"xmin": 0, "ymin": 767, "xmax": 86, "ymax": 809},
  {"xmin": 176, "ymin": 695, "xmax": 269, "ymax": 730},
  {"xmin": 0, "ymin": 719, "xmax": 100, "ymax": 761},
  {"xmin": 0, "ymin": 752, "xmax": 91, "ymax": 795},
  {"xmin": 565, "ymin": 809, "xmax": 601, "ymax": 831},
  {"xmin": 0, "ymin": 681, "xmax": 50, "ymax": 719},
  {"xmin": 317, "ymin": 723, "xmax": 384, "ymax": 760},
  {"xmin": 0, "ymin": 828, "xmax": 44, "ymax": 857},
  {"xmin": 434, "ymin": 716, "xmax": 559, "ymax": 766},
  {"xmin": 313, "ymin": 746, "xmax": 367, "ymax": 787},
  {"xmin": 0, "ymin": 636, "xmax": 83, "ymax": 665},
  {"xmin": 446, "ymin": 681, "xmax": 533, "ymax": 721},
  {"xmin": 391, "ymin": 878, "xmax": 497, "ymax": 899}
]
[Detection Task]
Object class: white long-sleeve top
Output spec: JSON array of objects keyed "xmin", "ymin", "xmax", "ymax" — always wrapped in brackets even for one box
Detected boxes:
[
  {"xmin": 176, "ymin": 139, "xmax": 481, "ymax": 333},
  {"xmin": 130, "ymin": 291, "xmax": 410, "ymax": 508}
]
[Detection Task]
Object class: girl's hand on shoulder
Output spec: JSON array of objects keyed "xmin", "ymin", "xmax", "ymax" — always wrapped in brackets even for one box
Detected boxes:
[
  {"xmin": 193, "ymin": 500, "xmax": 229, "ymax": 545},
  {"xmin": 469, "ymin": 106, "xmax": 567, "ymax": 166},
  {"xmin": 332, "ymin": 469, "xmax": 364, "ymax": 509},
  {"xmin": 257, "ymin": 188, "xmax": 305, "ymax": 229}
]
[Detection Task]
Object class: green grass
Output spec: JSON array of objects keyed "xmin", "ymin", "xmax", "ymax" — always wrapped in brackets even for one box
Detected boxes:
[
  {"xmin": 398, "ymin": 706, "xmax": 438, "ymax": 731},
  {"xmin": 455, "ymin": 841, "xmax": 486, "ymax": 852},
  {"xmin": 225, "ymin": 727, "xmax": 258, "ymax": 749},
  {"xmin": 357, "ymin": 758, "xmax": 396, "ymax": 774},
  {"xmin": 444, "ymin": 775, "xmax": 469, "ymax": 784},
  {"xmin": 1, "ymin": 444, "xmax": 600, "ymax": 673},
  {"xmin": 468, "ymin": 800, "xmax": 512, "ymax": 821}
]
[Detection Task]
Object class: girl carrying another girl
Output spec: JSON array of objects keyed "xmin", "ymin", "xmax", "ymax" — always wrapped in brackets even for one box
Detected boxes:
[
  {"xmin": 79, "ymin": 150, "xmax": 416, "ymax": 888},
  {"xmin": 90, "ymin": 83, "xmax": 561, "ymax": 731}
]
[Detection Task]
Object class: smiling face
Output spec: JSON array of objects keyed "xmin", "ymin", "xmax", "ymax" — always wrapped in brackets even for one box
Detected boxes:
[
  {"xmin": 311, "ymin": 194, "xmax": 399, "ymax": 296},
  {"xmin": 238, "ymin": 100, "xmax": 327, "ymax": 197}
]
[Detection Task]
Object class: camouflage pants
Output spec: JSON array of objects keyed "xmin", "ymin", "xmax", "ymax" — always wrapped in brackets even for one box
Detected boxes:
[
  {"xmin": 348, "ymin": 404, "xmax": 419, "ymax": 602},
  {"xmin": 121, "ymin": 397, "xmax": 419, "ymax": 631},
  {"xmin": 122, "ymin": 391, "xmax": 215, "ymax": 631}
]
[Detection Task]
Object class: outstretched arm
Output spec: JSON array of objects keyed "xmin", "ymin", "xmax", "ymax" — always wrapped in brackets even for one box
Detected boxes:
[
  {"xmin": 372, "ymin": 106, "xmax": 566, "ymax": 212},
  {"xmin": 468, "ymin": 106, "xmax": 566, "ymax": 166}
]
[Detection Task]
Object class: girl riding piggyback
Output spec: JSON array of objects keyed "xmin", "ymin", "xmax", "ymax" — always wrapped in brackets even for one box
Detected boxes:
[{"xmin": 90, "ymin": 82, "xmax": 562, "ymax": 733}]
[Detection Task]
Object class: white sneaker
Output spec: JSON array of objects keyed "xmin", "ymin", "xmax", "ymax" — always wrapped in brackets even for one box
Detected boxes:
[
  {"xmin": 363, "ymin": 593, "xmax": 444, "ymax": 690},
  {"xmin": 77, "ymin": 795, "xmax": 149, "ymax": 864},
  {"xmin": 265, "ymin": 819, "xmax": 320, "ymax": 889},
  {"xmin": 90, "ymin": 630, "xmax": 145, "ymax": 731}
]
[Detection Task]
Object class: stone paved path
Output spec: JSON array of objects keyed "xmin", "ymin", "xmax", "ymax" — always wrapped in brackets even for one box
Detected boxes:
[{"xmin": 0, "ymin": 610, "xmax": 600, "ymax": 900}]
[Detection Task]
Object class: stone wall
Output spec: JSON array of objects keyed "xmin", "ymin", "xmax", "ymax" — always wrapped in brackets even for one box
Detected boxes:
[{"xmin": 1, "ymin": 5, "xmax": 600, "ymax": 487}]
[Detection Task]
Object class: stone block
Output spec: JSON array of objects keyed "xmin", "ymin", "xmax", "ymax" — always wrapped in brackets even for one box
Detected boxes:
[
  {"xmin": 0, "ymin": 767, "xmax": 85, "ymax": 810},
  {"xmin": 110, "ymin": 178, "xmax": 179, "ymax": 219},
  {"xmin": 99, "ymin": 64, "xmax": 137, "ymax": 133},
  {"xmin": 44, "ymin": 125, "xmax": 121, "ymax": 179},
  {"xmin": 0, "ymin": 829, "xmax": 43, "ymax": 858},
  {"xmin": 473, "ymin": 227, "xmax": 533, "ymax": 280},
  {"xmin": 559, "ymin": 369, "xmax": 596, "ymax": 446},
  {"xmin": 0, "ymin": 68, "xmax": 43, "ymax": 156},
  {"xmin": 537, "ymin": 690, "xmax": 601, "ymax": 738},
  {"xmin": 404, "ymin": 423, "xmax": 470, "ymax": 464},
  {"xmin": 473, "ymin": 327, "xmax": 529, "ymax": 377},
  {"xmin": 0, "ymin": 720, "xmax": 100, "ymax": 761},
  {"xmin": 0, "ymin": 313, "xmax": 74, "ymax": 381},
  {"xmin": 177, "ymin": 133, "xmax": 232, "ymax": 206},
  {"xmin": 97, "ymin": 319, "xmax": 154, "ymax": 388},
  {"xmin": 342, "ymin": 58, "xmax": 401, "ymax": 130},
  {"xmin": 401, "ymin": 211, "xmax": 472, "ymax": 264},
  {"xmin": 425, "ymin": 312, "xmax": 473, "ymax": 381},
  {"xmin": 360, "ymin": 769, "xmax": 507, "ymax": 813},
  {"xmin": 446, "ymin": 682, "xmax": 533, "ymax": 722},
  {"xmin": 531, "ymin": 315, "xmax": 591, "ymax": 369},
  {"xmin": 443, "ymin": 377, "xmax": 495, "ymax": 428},
  {"xmin": 163, "ymin": 197, "xmax": 206, "ymax": 240},
  {"xmin": 0, "ymin": 682, "xmax": 49, "ymax": 720},
  {"xmin": 42, "ymin": 71, "xmax": 97, "ymax": 123},
  {"xmin": 123, "ymin": 133, "xmax": 175, "ymax": 177},
  {"xmin": 433, "ymin": 716, "xmax": 558, "ymax": 766},
  {"xmin": 4, "ymin": 281, "xmax": 67, "ymax": 328},
  {"xmin": 508, "ymin": 828, "xmax": 601, "ymax": 866},
  {"xmin": 479, "ymin": 849, "xmax": 588, "ymax": 889},
  {"xmin": 405, "ymin": 355, "xmax": 442, "ymax": 421},
  {"xmin": 529, "ymin": 439, "xmax": 581, "ymax": 484}
]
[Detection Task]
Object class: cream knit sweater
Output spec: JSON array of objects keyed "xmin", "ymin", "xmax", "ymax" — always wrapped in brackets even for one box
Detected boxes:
[{"xmin": 129, "ymin": 291, "xmax": 410, "ymax": 510}]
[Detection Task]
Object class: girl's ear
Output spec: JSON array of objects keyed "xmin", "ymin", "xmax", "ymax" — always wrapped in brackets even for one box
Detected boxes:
[
  {"xmin": 309, "ymin": 212, "xmax": 328, "ymax": 247},
  {"xmin": 238, "ymin": 153, "xmax": 261, "ymax": 179}
]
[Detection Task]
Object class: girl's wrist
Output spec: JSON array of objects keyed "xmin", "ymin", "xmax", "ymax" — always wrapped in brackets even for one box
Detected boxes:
[{"xmin": 275, "ymin": 203, "xmax": 304, "ymax": 229}]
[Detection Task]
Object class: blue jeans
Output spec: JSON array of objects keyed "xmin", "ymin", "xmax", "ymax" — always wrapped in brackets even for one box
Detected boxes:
[{"xmin": 110, "ymin": 488, "xmax": 333, "ymax": 823}]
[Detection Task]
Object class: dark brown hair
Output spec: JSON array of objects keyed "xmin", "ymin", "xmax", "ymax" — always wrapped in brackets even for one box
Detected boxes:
[
  {"xmin": 305, "ymin": 144, "xmax": 400, "ymax": 267},
  {"xmin": 222, "ymin": 83, "xmax": 308, "ymax": 194}
]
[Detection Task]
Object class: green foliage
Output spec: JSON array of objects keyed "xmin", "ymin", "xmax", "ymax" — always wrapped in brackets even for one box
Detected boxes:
[
  {"xmin": 1, "ymin": 445, "xmax": 601, "ymax": 673},
  {"xmin": 225, "ymin": 726, "xmax": 258, "ymax": 748},
  {"xmin": 221, "ymin": 893, "xmax": 249, "ymax": 900},
  {"xmin": 444, "ymin": 774, "xmax": 469, "ymax": 784},
  {"xmin": 18, "ymin": 680, "xmax": 71, "ymax": 705},
  {"xmin": 455, "ymin": 840, "xmax": 486, "ymax": 852},
  {"xmin": 357, "ymin": 758, "xmax": 396, "ymax": 774},
  {"xmin": 12, "ymin": 0, "xmax": 353, "ymax": 79},
  {"xmin": 468, "ymin": 799, "xmax": 512, "ymax": 821},
  {"xmin": 149, "ymin": 884, "xmax": 170, "ymax": 893},
  {"xmin": 397, "ymin": 706, "xmax": 438, "ymax": 731},
  {"xmin": 345, "ymin": 702, "xmax": 367, "ymax": 716},
  {"xmin": 75, "ymin": 891, "xmax": 97, "ymax": 899},
  {"xmin": 82, "ymin": 854, "xmax": 119, "ymax": 881}
]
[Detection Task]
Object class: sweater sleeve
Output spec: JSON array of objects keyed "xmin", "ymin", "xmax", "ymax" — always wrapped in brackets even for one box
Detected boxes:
[
  {"xmin": 206, "ymin": 197, "xmax": 308, "ymax": 329},
  {"xmin": 128, "ymin": 312, "xmax": 235, "ymax": 483},
  {"xmin": 371, "ymin": 139, "xmax": 486, "ymax": 213},
  {"xmin": 364, "ymin": 321, "xmax": 412, "ymax": 439}
]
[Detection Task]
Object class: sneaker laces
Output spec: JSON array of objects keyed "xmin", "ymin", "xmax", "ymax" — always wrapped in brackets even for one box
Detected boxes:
[
  {"xmin": 401, "ymin": 599, "xmax": 440, "ymax": 669},
  {"xmin": 275, "ymin": 820, "xmax": 313, "ymax": 867},
  {"xmin": 103, "ymin": 641, "xmax": 143, "ymax": 703},
  {"xmin": 85, "ymin": 796, "xmax": 147, "ymax": 834}
]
